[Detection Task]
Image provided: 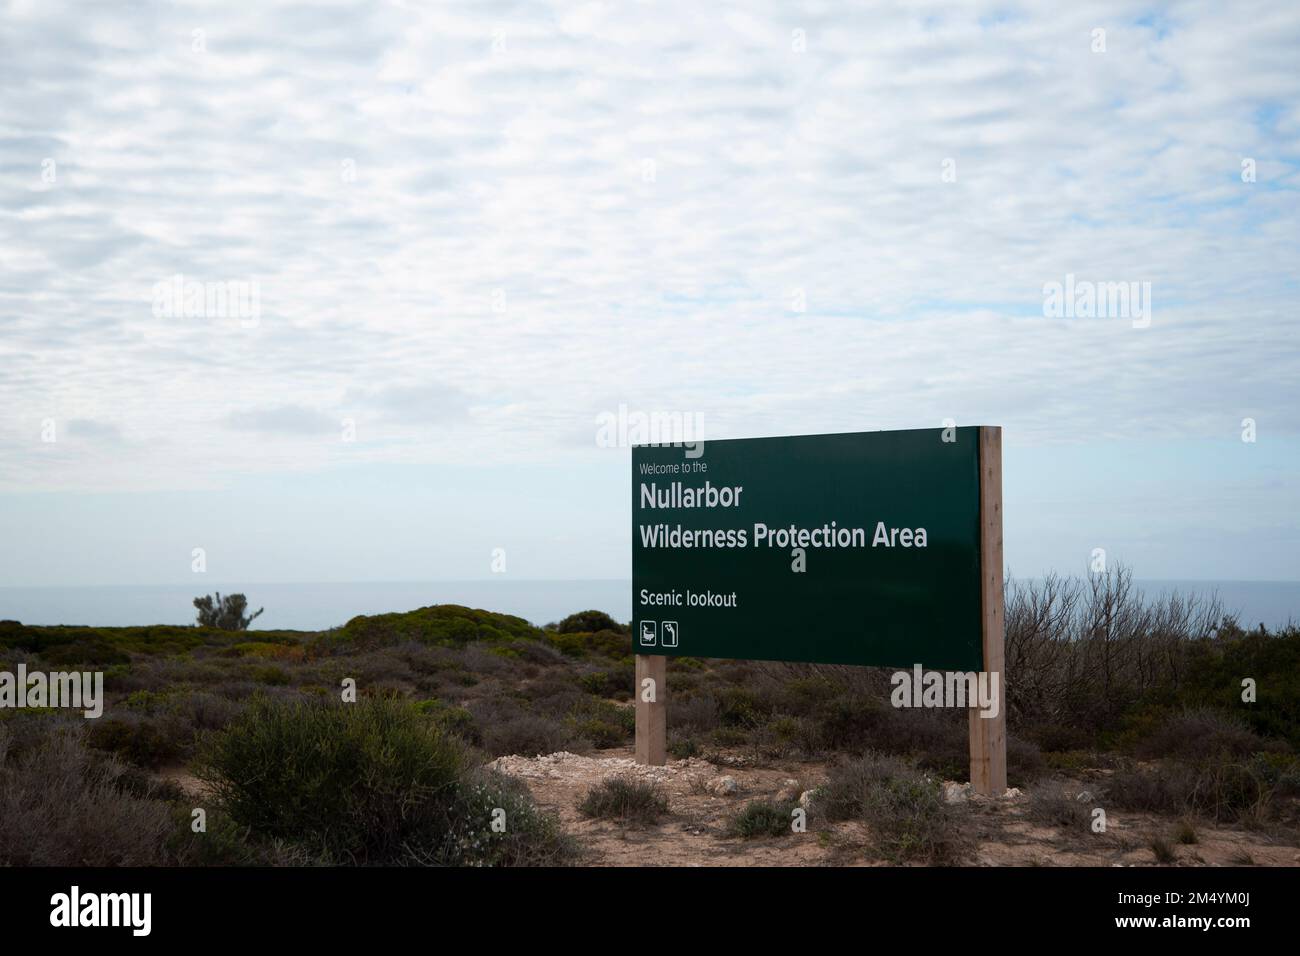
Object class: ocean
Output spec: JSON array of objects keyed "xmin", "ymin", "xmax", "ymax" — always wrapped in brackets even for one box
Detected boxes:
[{"xmin": 0, "ymin": 578, "xmax": 1297, "ymax": 632}]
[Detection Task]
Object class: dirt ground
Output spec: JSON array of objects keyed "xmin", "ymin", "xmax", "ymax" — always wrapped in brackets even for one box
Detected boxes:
[{"xmin": 489, "ymin": 747, "xmax": 1300, "ymax": 867}]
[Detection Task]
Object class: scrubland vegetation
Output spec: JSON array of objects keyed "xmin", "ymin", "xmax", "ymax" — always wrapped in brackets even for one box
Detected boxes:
[{"xmin": 1, "ymin": 567, "xmax": 1297, "ymax": 866}]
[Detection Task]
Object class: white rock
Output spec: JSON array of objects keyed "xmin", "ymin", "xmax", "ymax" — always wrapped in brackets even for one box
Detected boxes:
[
  {"xmin": 943, "ymin": 781, "xmax": 973, "ymax": 804},
  {"xmin": 776, "ymin": 778, "xmax": 802, "ymax": 801},
  {"xmin": 708, "ymin": 775, "xmax": 739, "ymax": 796}
]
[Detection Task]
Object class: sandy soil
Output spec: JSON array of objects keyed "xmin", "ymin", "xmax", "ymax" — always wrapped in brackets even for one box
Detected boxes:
[{"xmin": 489, "ymin": 747, "xmax": 1300, "ymax": 867}]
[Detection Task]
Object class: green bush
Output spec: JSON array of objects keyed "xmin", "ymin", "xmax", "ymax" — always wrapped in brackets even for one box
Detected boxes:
[
  {"xmin": 0, "ymin": 621, "xmax": 214, "ymax": 662},
  {"xmin": 556, "ymin": 611, "xmax": 626, "ymax": 635},
  {"xmin": 566, "ymin": 698, "xmax": 634, "ymax": 749},
  {"xmin": 87, "ymin": 716, "xmax": 183, "ymax": 769},
  {"xmin": 577, "ymin": 666, "xmax": 635, "ymax": 697},
  {"xmin": 570, "ymin": 718, "xmax": 626, "ymax": 749},
  {"xmin": 415, "ymin": 698, "xmax": 480, "ymax": 743},
  {"xmin": 728, "ymin": 800, "xmax": 795, "ymax": 839},
  {"xmin": 336, "ymin": 605, "xmax": 543, "ymax": 649},
  {"xmin": 668, "ymin": 736, "xmax": 700, "ymax": 759},
  {"xmin": 252, "ymin": 664, "xmax": 290, "ymax": 686},
  {"xmin": 812, "ymin": 693, "xmax": 884, "ymax": 751},
  {"xmin": 547, "ymin": 629, "xmax": 631, "ymax": 659},
  {"xmin": 716, "ymin": 686, "xmax": 769, "ymax": 727},
  {"xmin": 1178, "ymin": 626, "xmax": 1300, "ymax": 747},
  {"xmin": 124, "ymin": 689, "xmax": 172, "ymax": 714},
  {"xmin": 195, "ymin": 695, "xmax": 568, "ymax": 865}
]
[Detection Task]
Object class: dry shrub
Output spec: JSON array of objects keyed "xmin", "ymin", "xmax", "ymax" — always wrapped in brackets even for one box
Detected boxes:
[
  {"xmin": 578, "ymin": 777, "xmax": 669, "ymax": 825},
  {"xmin": 819, "ymin": 752, "xmax": 970, "ymax": 864},
  {"xmin": 0, "ymin": 723, "xmax": 175, "ymax": 865}
]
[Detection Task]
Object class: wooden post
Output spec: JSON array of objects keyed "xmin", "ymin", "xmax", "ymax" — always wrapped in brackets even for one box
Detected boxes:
[
  {"xmin": 635, "ymin": 654, "xmax": 666, "ymax": 765},
  {"xmin": 969, "ymin": 425, "xmax": 1007, "ymax": 796}
]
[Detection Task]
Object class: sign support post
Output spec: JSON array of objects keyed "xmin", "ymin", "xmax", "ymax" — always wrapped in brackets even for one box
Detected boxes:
[
  {"xmin": 635, "ymin": 653, "xmax": 666, "ymax": 765},
  {"xmin": 969, "ymin": 425, "xmax": 1007, "ymax": 796}
]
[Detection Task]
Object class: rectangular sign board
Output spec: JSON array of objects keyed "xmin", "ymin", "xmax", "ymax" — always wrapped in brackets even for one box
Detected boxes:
[{"xmin": 632, "ymin": 427, "xmax": 988, "ymax": 671}]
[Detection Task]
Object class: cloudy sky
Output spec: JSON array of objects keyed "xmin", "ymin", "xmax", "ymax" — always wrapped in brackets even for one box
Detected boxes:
[{"xmin": 1, "ymin": 0, "xmax": 1297, "ymax": 587}]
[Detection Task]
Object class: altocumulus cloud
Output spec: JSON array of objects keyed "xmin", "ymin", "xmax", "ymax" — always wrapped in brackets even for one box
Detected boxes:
[
  {"xmin": 0, "ymin": 0, "xmax": 1295, "ymax": 497},
  {"xmin": 344, "ymin": 382, "xmax": 472, "ymax": 426},
  {"xmin": 65, "ymin": 419, "xmax": 125, "ymax": 443},
  {"xmin": 226, "ymin": 405, "xmax": 339, "ymax": 436}
]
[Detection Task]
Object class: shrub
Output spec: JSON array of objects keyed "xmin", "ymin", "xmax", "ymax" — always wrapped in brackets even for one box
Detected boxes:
[
  {"xmin": 813, "ymin": 693, "xmax": 886, "ymax": 751},
  {"xmin": 336, "ymin": 605, "xmax": 542, "ymax": 649},
  {"xmin": 1028, "ymin": 722, "xmax": 1096, "ymax": 753},
  {"xmin": 566, "ymin": 698, "xmax": 634, "ymax": 749},
  {"xmin": 207, "ymin": 695, "xmax": 574, "ymax": 865},
  {"xmin": 820, "ymin": 752, "xmax": 969, "ymax": 863},
  {"xmin": 171, "ymin": 691, "xmax": 242, "ymax": 733},
  {"xmin": 252, "ymin": 664, "xmax": 290, "ymax": 686},
  {"xmin": 768, "ymin": 715, "xmax": 807, "ymax": 745},
  {"xmin": 578, "ymin": 777, "xmax": 668, "ymax": 825},
  {"xmin": 230, "ymin": 641, "xmax": 306, "ymax": 662},
  {"xmin": 569, "ymin": 718, "xmax": 626, "ymax": 749},
  {"xmin": 1150, "ymin": 836, "xmax": 1177, "ymax": 864},
  {"xmin": 668, "ymin": 736, "xmax": 700, "ymax": 759},
  {"xmin": 729, "ymin": 800, "xmax": 795, "ymax": 839},
  {"xmin": 670, "ymin": 694, "xmax": 720, "ymax": 735},
  {"xmin": 166, "ymin": 804, "xmax": 262, "ymax": 866},
  {"xmin": 87, "ymin": 715, "xmax": 184, "ymax": 769},
  {"xmin": 0, "ymin": 622, "xmax": 135, "ymax": 664},
  {"xmin": 711, "ymin": 726, "xmax": 748, "ymax": 746},
  {"xmin": 577, "ymin": 667, "xmax": 635, "ymax": 698},
  {"xmin": 1027, "ymin": 786, "xmax": 1091, "ymax": 830},
  {"xmin": 1132, "ymin": 709, "xmax": 1281, "ymax": 762},
  {"xmin": 124, "ymin": 689, "xmax": 172, "ymax": 714},
  {"xmin": 1006, "ymin": 736, "xmax": 1046, "ymax": 785},
  {"xmin": 0, "ymin": 725, "xmax": 175, "ymax": 865},
  {"xmin": 196, "ymin": 695, "xmax": 485, "ymax": 864},
  {"xmin": 1173, "ymin": 819, "xmax": 1198, "ymax": 844},
  {"xmin": 556, "ymin": 611, "xmax": 626, "ymax": 634},
  {"xmin": 1105, "ymin": 755, "xmax": 1277, "ymax": 824},
  {"xmin": 480, "ymin": 713, "xmax": 569, "ymax": 758},
  {"xmin": 445, "ymin": 768, "xmax": 576, "ymax": 866},
  {"xmin": 547, "ymin": 629, "xmax": 631, "ymax": 659},
  {"xmin": 520, "ymin": 673, "xmax": 585, "ymax": 709},
  {"xmin": 716, "ymin": 686, "xmax": 769, "ymax": 727},
  {"xmin": 415, "ymin": 698, "xmax": 480, "ymax": 743}
]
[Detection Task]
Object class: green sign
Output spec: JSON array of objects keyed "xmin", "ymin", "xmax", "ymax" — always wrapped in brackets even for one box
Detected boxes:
[{"xmin": 632, "ymin": 427, "xmax": 987, "ymax": 671}]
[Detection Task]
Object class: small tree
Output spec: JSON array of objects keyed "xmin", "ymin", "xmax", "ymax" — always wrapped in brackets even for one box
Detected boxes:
[
  {"xmin": 556, "ymin": 610, "xmax": 626, "ymax": 634},
  {"xmin": 194, "ymin": 592, "xmax": 263, "ymax": 631}
]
